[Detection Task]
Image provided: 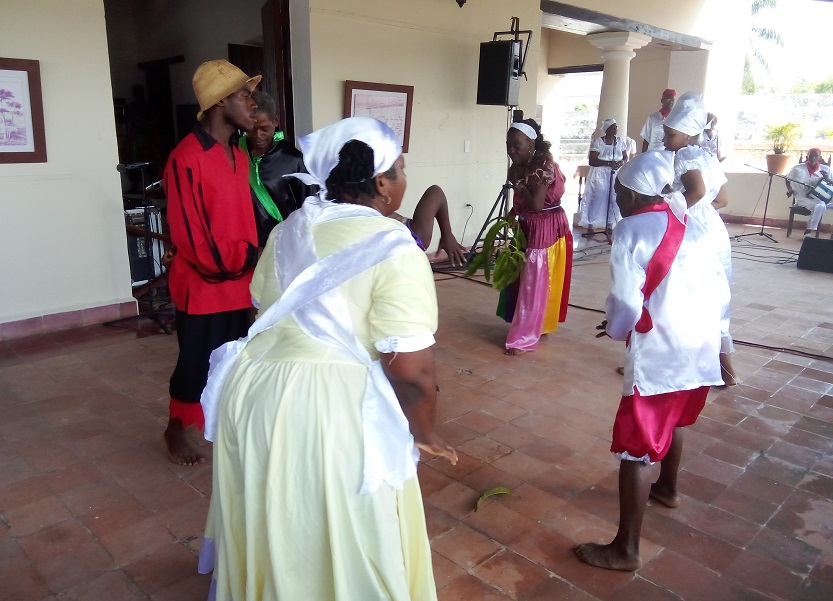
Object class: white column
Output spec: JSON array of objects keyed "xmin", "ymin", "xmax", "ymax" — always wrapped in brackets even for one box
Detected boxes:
[{"xmin": 587, "ymin": 32, "xmax": 651, "ymax": 136}]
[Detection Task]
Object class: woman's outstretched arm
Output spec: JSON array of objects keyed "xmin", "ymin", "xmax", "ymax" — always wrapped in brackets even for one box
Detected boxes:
[{"xmin": 381, "ymin": 348, "xmax": 457, "ymax": 464}]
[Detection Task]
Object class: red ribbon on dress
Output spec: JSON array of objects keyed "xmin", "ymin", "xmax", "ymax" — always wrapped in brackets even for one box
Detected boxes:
[{"xmin": 630, "ymin": 202, "xmax": 686, "ymax": 334}]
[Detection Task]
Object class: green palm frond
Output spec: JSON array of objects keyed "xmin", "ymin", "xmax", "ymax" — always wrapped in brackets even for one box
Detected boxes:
[
  {"xmin": 751, "ymin": 0, "xmax": 778, "ymax": 16},
  {"xmin": 751, "ymin": 26, "xmax": 783, "ymax": 46},
  {"xmin": 751, "ymin": 47, "xmax": 770, "ymax": 71}
]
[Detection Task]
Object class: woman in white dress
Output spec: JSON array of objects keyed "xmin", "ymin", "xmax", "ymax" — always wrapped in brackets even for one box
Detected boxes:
[
  {"xmin": 197, "ymin": 117, "xmax": 458, "ymax": 601},
  {"xmin": 580, "ymin": 118, "xmax": 627, "ymax": 237}
]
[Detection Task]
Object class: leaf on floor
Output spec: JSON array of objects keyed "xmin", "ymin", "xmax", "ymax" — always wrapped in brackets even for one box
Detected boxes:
[{"xmin": 475, "ymin": 486, "xmax": 511, "ymax": 511}]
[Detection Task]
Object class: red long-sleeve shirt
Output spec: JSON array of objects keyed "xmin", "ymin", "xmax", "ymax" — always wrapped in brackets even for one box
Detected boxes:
[{"xmin": 164, "ymin": 127, "xmax": 257, "ymax": 314}]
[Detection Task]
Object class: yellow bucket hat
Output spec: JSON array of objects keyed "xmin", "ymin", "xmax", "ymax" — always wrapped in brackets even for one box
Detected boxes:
[{"xmin": 192, "ymin": 59, "xmax": 262, "ymax": 120}]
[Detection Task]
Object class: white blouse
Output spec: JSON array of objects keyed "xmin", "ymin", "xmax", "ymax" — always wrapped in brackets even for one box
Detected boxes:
[{"xmin": 606, "ymin": 205, "xmax": 728, "ymax": 395}]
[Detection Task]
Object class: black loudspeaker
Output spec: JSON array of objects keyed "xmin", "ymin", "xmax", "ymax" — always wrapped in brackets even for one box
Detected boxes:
[
  {"xmin": 797, "ymin": 237, "xmax": 833, "ymax": 274},
  {"xmin": 476, "ymin": 41, "xmax": 520, "ymax": 106}
]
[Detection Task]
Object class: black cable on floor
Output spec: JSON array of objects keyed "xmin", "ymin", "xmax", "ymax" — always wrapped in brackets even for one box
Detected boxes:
[{"xmin": 434, "ymin": 271, "xmax": 833, "ymax": 363}]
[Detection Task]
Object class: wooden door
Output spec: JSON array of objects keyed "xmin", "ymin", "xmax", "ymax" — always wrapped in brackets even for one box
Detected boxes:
[
  {"xmin": 228, "ymin": 44, "xmax": 264, "ymax": 83},
  {"xmin": 261, "ymin": 0, "xmax": 295, "ymax": 146},
  {"xmin": 136, "ymin": 55, "xmax": 185, "ymax": 164}
]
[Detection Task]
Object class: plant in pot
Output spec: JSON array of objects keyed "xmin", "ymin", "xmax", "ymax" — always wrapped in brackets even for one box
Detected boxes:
[{"xmin": 764, "ymin": 122, "xmax": 800, "ymax": 174}]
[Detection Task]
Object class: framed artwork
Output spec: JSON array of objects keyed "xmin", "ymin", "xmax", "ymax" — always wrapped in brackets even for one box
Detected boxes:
[
  {"xmin": 343, "ymin": 81, "xmax": 413, "ymax": 152},
  {"xmin": 0, "ymin": 57, "xmax": 47, "ymax": 163}
]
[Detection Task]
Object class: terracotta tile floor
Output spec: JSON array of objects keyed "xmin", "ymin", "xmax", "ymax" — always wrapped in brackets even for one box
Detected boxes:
[{"xmin": 1, "ymin": 223, "xmax": 833, "ymax": 600}]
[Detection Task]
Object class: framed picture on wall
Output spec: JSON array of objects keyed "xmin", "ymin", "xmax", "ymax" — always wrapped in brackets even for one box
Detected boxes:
[
  {"xmin": 343, "ymin": 81, "xmax": 413, "ymax": 152},
  {"xmin": 0, "ymin": 57, "xmax": 47, "ymax": 164}
]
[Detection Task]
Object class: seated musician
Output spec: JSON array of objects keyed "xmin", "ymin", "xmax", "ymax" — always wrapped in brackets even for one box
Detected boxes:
[{"xmin": 786, "ymin": 148, "xmax": 833, "ymax": 236}]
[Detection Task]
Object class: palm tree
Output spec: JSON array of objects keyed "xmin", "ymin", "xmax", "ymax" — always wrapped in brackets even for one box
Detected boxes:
[{"xmin": 742, "ymin": 0, "xmax": 783, "ymax": 95}]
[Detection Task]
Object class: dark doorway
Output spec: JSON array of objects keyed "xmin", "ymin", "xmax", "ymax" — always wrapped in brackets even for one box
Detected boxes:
[
  {"xmin": 262, "ymin": 0, "xmax": 295, "ymax": 145},
  {"xmin": 136, "ymin": 55, "xmax": 183, "ymax": 166},
  {"xmin": 228, "ymin": 43, "xmax": 264, "ymax": 82}
]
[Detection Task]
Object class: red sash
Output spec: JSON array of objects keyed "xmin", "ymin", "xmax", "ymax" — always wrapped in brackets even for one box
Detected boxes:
[{"xmin": 630, "ymin": 203, "xmax": 686, "ymax": 334}]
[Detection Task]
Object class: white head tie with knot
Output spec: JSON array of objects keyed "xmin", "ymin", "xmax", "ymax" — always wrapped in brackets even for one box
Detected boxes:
[
  {"xmin": 285, "ymin": 117, "xmax": 402, "ymax": 199},
  {"xmin": 602, "ymin": 118, "xmax": 616, "ymax": 133},
  {"xmin": 510, "ymin": 122, "xmax": 537, "ymax": 140},
  {"xmin": 663, "ymin": 91, "xmax": 708, "ymax": 137},
  {"xmin": 616, "ymin": 150, "xmax": 675, "ymax": 198}
]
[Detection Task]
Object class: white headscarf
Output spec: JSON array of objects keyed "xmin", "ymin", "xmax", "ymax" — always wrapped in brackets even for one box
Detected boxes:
[
  {"xmin": 663, "ymin": 91, "xmax": 708, "ymax": 137},
  {"xmin": 510, "ymin": 122, "xmax": 537, "ymax": 140},
  {"xmin": 286, "ymin": 117, "xmax": 402, "ymax": 198},
  {"xmin": 602, "ymin": 118, "xmax": 616, "ymax": 133},
  {"xmin": 616, "ymin": 150, "xmax": 675, "ymax": 197}
]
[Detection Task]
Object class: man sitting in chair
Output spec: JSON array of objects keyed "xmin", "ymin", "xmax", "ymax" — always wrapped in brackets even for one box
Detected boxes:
[{"xmin": 786, "ymin": 148, "xmax": 833, "ymax": 237}]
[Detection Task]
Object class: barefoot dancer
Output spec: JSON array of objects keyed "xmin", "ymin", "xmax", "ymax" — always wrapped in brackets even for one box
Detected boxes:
[
  {"xmin": 575, "ymin": 150, "xmax": 727, "ymax": 571},
  {"xmin": 162, "ymin": 60, "xmax": 260, "ymax": 465},
  {"xmin": 500, "ymin": 119, "xmax": 572, "ymax": 355}
]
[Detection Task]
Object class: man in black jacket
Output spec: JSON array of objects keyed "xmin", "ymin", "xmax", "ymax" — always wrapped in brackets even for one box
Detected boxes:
[{"xmin": 240, "ymin": 91, "xmax": 315, "ymax": 246}]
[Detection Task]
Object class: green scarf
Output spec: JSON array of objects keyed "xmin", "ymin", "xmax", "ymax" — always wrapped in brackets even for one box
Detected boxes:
[{"xmin": 240, "ymin": 132, "xmax": 286, "ymax": 223}]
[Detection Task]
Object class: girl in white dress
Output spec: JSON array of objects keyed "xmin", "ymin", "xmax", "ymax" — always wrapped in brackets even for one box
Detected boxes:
[{"xmin": 663, "ymin": 92, "xmax": 737, "ymax": 386}]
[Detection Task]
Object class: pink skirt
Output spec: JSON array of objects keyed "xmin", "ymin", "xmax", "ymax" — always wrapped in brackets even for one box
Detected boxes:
[{"xmin": 498, "ymin": 207, "xmax": 572, "ymax": 351}]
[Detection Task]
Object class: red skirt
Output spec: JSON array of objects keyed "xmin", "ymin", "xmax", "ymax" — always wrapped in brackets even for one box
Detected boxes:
[{"xmin": 611, "ymin": 386, "xmax": 709, "ymax": 463}]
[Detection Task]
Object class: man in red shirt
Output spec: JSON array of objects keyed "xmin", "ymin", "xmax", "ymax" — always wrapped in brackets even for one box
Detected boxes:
[{"xmin": 163, "ymin": 60, "xmax": 260, "ymax": 465}]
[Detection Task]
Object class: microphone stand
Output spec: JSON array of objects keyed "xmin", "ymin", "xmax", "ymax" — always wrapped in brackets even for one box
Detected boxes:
[
  {"xmin": 603, "ymin": 166, "xmax": 615, "ymax": 243},
  {"xmin": 735, "ymin": 164, "xmax": 821, "ymax": 244}
]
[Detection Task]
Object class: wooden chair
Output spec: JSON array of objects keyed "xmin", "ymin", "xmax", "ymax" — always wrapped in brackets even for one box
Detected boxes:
[{"xmin": 786, "ymin": 201, "xmax": 819, "ymax": 237}]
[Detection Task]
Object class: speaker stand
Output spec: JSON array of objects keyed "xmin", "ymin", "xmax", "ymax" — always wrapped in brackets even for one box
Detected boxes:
[{"xmin": 467, "ymin": 106, "xmax": 516, "ymax": 262}]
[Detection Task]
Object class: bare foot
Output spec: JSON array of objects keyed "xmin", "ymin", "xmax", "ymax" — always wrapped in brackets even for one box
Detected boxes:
[
  {"xmin": 574, "ymin": 542, "xmax": 641, "ymax": 571},
  {"xmin": 720, "ymin": 366, "xmax": 737, "ymax": 387},
  {"xmin": 505, "ymin": 348, "xmax": 528, "ymax": 356},
  {"xmin": 616, "ymin": 366, "xmax": 625, "ymax": 376},
  {"xmin": 649, "ymin": 482, "xmax": 680, "ymax": 508},
  {"xmin": 164, "ymin": 419, "xmax": 206, "ymax": 466},
  {"xmin": 719, "ymin": 353, "xmax": 737, "ymax": 387}
]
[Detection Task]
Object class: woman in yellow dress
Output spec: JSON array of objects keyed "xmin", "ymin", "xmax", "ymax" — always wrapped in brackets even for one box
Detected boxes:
[{"xmin": 197, "ymin": 117, "xmax": 457, "ymax": 601}]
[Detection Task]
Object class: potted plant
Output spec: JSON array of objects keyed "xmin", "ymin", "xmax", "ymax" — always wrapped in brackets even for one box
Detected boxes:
[{"xmin": 764, "ymin": 122, "xmax": 800, "ymax": 174}]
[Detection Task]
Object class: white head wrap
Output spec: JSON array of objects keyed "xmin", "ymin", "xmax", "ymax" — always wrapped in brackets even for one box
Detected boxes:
[
  {"xmin": 287, "ymin": 117, "xmax": 402, "ymax": 197},
  {"xmin": 616, "ymin": 150, "xmax": 675, "ymax": 197},
  {"xmin": 510, "ymin": 122, "xmax": 537, "ymax": 140},
  {"xmin": 663, "ymin": 91, "xmax": 708, "ymax": 137},
  {"xmin": 602, "ymin": 118, "xmax": 617, "ymax": 133}
]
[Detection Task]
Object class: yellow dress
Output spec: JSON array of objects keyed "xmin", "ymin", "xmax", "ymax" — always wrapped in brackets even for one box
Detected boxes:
[{"xmin": 202, "ymin": 213, "xmax": 439, "ymax": 601}]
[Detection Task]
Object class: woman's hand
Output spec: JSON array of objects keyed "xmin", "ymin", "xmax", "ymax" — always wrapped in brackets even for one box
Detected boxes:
[{"xmin": 416, "ymin": 433, "xmax": 458, "ymax": 464}]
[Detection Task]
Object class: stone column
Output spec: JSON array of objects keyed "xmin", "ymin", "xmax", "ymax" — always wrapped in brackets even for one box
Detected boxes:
[{"xmin": 587, "ymin": 32, "xmax": 651, "ymax": 136}]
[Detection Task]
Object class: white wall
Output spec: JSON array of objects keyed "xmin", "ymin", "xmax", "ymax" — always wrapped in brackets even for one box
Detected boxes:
[
  {"xmin": 0, "ymin": 0, "xmax": 133, "ymax": 325},
  {"xmin": 306, "ymin": 0, "xmax": 544, "ymax": 248}
]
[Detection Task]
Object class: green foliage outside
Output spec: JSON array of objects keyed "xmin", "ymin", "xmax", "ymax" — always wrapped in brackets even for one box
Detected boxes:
[
  {"xmin": 743, "ymin": 0, "xmax": 782, "ymax": 95},
  {"xmin": 790, "ymin": 77, "xmax": 833, "ymax": 94}
]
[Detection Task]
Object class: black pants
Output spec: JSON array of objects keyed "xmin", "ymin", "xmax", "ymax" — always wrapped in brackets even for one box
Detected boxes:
[{"xmin": 169, "ymin": 308, "xmax": 251, "ymax": 403}]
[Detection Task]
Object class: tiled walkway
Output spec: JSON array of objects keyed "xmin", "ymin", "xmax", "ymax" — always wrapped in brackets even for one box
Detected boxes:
[{"xmin": 1, "ymin": 223, "xmax": 832, "ymax": 600}]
